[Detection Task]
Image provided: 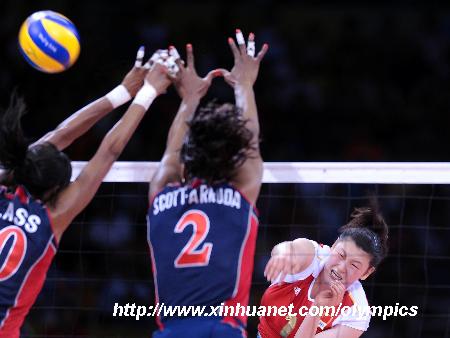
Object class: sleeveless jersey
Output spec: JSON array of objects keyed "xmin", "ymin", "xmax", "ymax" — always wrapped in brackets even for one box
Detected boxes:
[
  {"xmin": 147, "ymin": 181, "xmax": 258, "ymax": 330},
  {"xmin": 0, "ymin": 185, "xmax": 57, "ymax": 338},
  {"xmin": 258, "ymin": 240, "xmax": 370, "ymax": 337}
]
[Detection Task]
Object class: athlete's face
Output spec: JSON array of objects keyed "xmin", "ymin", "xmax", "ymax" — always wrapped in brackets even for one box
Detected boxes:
[{"xmin": 323, "ymin": 239, "xmax": 375, "ymax": 288}]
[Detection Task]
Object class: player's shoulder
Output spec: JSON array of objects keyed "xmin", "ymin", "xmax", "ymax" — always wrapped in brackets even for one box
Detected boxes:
[{"xmin": 306, "ymin": 239, "xmax": 331, "ymax": 258}]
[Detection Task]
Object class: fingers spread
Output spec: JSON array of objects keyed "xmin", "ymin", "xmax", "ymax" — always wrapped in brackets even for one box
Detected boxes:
[
  {"xmin": 204, "ymin": 68, "xmax": 227, "ymax": 83},
  {"xmin": 256, "ymin": 43, "xmax": 269, "ymax": 62}
]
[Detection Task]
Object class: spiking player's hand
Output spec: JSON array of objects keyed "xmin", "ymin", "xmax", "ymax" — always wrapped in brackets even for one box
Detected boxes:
[
  {"xmin": 223, "ymin": 29, "xmax": 268, "ymax": 88},
  {"xmin": 169, "ymin": 44, "xmax": 223, "ymax": 101},
  {"xmin": 264, "ymin": 242, "xmax": 303, "ymax": 285},
  {"xmin": 121, "ymin": 46, "xmax": 152, "ymax": 97}
]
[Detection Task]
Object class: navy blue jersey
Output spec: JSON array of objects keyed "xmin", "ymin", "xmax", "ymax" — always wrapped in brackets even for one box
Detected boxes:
[
  {"xmin": 0, "ymin": 186, "xmax": 57, "ymax": 338},
  {"xmin": 147, "ymin": 181, "xmax": 258, "ymax": 330}
]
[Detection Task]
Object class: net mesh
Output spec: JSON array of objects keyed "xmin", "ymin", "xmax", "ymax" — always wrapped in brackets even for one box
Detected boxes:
[{"xmin": 21, "ymin": 173, "xmax": 450, "ymax": 337}]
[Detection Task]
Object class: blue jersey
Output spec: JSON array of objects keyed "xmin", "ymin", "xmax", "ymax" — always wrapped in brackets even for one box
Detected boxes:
[
  {"xmin": 0, "ymin": 186, "xmax": 57, "ymax": 338},
  {"xmin": 147, "ymin": 180, "xmax": 258, "ymax": 330}
]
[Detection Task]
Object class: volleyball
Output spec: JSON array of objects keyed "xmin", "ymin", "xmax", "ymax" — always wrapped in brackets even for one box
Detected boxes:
[{"xmin": 18, "ymin": 10, "xmax": 80, "ymax": 73}]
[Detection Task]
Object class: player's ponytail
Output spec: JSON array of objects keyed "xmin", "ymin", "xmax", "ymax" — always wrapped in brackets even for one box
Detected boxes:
[
  {"xmin": 0, "ymin": 92, "xmax": 72, "ymax": 202},
  {"xmin": 0, "ymin": 92, "xmax": 28, "ymax": 176},
  {"xmin": 338, "ymin": 201, "xmax": 389, "ymax": 267}
]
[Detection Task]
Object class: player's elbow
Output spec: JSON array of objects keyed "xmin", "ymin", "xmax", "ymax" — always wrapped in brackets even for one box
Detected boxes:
[{"xmin": 101, "ymin": 135, "xmax": 126, "ymax": 161}]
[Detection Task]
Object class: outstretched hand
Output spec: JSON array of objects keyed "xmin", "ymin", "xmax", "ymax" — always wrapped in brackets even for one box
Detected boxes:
[
  {"xmin": 121, "ymin": 46, "xmax": 153, "ymax": 97},
  {"xmin": 169, "ymin": 44, "xmax": 223, "ymax": 101},
  {"xmin": 144, "ymin": 62, "xmax": 171, "ymax": 96},
  {"xmin": 222, "ymin": 29, "xmax": 268, "ymax": 88},
  {"xmin": 264, "ymin": 243, "xmax": 303, "ymax": 285}
]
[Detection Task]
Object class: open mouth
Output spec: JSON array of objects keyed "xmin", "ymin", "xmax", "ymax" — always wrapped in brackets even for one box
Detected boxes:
[{"xmin": 330, "ymin": 269, "xmax": 343, "ymax": 281}]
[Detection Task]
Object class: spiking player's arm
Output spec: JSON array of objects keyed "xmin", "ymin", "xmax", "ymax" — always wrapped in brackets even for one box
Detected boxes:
[
  {"xmin": 223, "ymin": 29, "xmax": 268, "ymax": 205},
  {"xmin": 49, "ymin": 63, "xmax": 170, "ymax": 242},
  {"xmin": 149, "ymin": 45, "xmax": 219, "ymax": 198},
  {"xmin": 32, "ymin": 47, "xmax": 149, "ymax": 151}
]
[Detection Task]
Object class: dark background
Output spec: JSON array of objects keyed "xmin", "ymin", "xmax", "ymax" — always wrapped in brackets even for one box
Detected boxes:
[{"xmin": 1, "ymin": 0, "xmax": 450, "ymax": 337}]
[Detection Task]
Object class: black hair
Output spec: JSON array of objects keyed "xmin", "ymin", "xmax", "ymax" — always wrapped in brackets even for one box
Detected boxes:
[
  {"xmin": 338, "ymin": 201, "xmax": 389, "ymax": 268},
  {"xmin": 0, "ymin": 92, "xmax": 72, "ymax": 203},
  {"xmin": 180, "ymin": 101, "xmax": 256, "ymax": 184}
]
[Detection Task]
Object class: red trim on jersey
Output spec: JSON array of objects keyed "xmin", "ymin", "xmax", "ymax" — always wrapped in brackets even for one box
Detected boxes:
[
  {"xmin": 221, "ymin": 210, "xmax": 258, "ymax": 332},
  {"xmin": 0, "ymin": 239, "xmax": 56, "ymax": 338},
  {"xmin": 191, "ymin": 178, "xmax": 202, "ymax": 189},
  {"xmin": 15, "ymin": 186, "xmax": 28, "ymax": 205}
]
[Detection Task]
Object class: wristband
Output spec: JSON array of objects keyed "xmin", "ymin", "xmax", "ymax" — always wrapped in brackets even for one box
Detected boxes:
[
  {"xmin": 133, "ymin": 83, "xmax": 157, "ymax": 110},
  {"xmin": 105, "ymin": 85, "xmax": 132, "ymax": 108}
]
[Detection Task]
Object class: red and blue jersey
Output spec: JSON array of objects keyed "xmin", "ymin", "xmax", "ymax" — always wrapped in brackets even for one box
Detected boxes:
[
  {"xmin": 147, "ymin": 181, "xmax": 258, "ymax": 331},
  {"xmin": 0, "ymin": 185, "xmax": 57, "ymax": 338}
]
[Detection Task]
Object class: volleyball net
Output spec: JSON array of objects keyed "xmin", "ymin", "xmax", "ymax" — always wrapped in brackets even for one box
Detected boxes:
[{"xmin": 23, "ymin": 162, "xmax": 450, "ymax": 338}]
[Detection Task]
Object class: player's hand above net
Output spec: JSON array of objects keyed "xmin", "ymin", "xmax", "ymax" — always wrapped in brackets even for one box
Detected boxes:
[
  {"xmin": 169, "ymin": 44, "xmax": 223, "ymax": 101},
  {"xmin": 144, "ymin": 62, "xmax": 171, "ymax": 96},
  {"xmin": 223, "ymin": 29, "xmax": 268, "ymax": 88},
  {"xmin": 120, "ymin": 46, "xmax": 153, "ymax": 97}
]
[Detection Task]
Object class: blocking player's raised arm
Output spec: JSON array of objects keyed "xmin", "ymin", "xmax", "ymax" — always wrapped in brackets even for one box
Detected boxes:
[
  {"xmin": 50, "ymin": 62, "xmax": 171, "ymax": 241},
  {"xmin": 32, "ymin": 47, "xmax": 149, "ymax": 151},
  {"xmin": 149, "ymin": 45, "xmax": 220, "ymax": 198},
  {"xmin": 222, "ymin": 29, "xmax": 268, "ymax": 205}
]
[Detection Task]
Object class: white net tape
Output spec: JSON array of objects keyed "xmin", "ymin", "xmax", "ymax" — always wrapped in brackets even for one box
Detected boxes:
[{"xmin": 71, "ymin": 161, "xmax": 450, "ymax": 184}]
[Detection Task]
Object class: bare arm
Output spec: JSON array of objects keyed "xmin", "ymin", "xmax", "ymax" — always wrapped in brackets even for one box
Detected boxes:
[
  {"xmin": 32, "ymin": 48, "xmax": 149, "ymax": 151},
  {"xmin": 223, "ymin": 30, "xmax": 268, "ymax": 204},
  {"xmin": 49, "ymin": 63, "xmax": 170, "ymax": 241},
  {"xmin": 149, "ymin": 45, "xmax": 218, "ymax": 198}
]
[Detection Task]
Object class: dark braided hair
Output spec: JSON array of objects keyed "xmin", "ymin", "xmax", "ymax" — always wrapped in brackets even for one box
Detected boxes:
[
  {"xmin": 338, "ymin": 201, "xmax": 389, "ymax": 268},
  {"xmin": 181, "ymin": 101, "xmax": 256, "ymax": 184},
  {"xmin": 0, "ymin": 92, "xmax": 72, "ymax": 203}
]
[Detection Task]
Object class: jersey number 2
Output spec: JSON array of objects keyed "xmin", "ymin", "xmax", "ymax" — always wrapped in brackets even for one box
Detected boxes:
[
  {"xmin": 0, "ymin": 226, "xmax": 27, "ymax": 281},
  {"xmin": 174, "ymin": 210, "xmax": 213, "ymax": 268}
]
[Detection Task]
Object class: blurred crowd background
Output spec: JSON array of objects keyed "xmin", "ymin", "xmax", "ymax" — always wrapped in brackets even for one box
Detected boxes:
[{"xmin": 1, "ymin": 0, "xmax": 450, "ymax": 337}]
